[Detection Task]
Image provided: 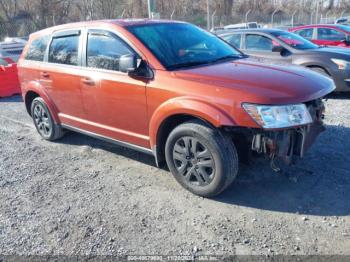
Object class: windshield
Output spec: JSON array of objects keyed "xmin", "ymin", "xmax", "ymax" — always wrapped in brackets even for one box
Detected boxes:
[
  {"xmin": 127, "ymin": 23, "xmax": 243, "ymax": 70},
  {"xmin": 335, "ymin": 24, "xmax": 350, "ymax": 32},
  {"xmin": 271, "ymin": 31, "xmax": 319, "ymax": 50}
]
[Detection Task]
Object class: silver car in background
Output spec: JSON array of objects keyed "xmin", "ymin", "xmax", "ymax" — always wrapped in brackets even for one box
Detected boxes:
[{"xmin": 0, "ymin": 37, "xmax": 27, "ymax": 62}]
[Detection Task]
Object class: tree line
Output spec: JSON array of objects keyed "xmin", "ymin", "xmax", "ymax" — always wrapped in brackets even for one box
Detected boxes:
[{"xmin": 1, "ymin": 0, "xmax": 350, "ymax": 39}]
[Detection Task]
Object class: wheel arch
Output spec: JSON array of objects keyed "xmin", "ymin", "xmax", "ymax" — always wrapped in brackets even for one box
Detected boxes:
[
  {"xmin": 149, "ymin": 98, "xmax": 236, "ymax": 166},
  {"xmin": 24, "ymin": 90, "xmax": 40, "ymax": 115},
  {"xmin": 305, "ymin": 65, "xmax": 331, "ymax": 76},
  {"xmin": 23, "ymin": 84, "xmax": 60, "ymax": 123},
  {"xmin": 297, "ymin": 61, "xmax": 332, "ymax": 77}
]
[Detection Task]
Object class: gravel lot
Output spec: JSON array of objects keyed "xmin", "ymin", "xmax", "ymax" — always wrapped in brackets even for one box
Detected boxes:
[{"xmin": 0, "ymin": 94, "xmax": 350, "ymax": 257}]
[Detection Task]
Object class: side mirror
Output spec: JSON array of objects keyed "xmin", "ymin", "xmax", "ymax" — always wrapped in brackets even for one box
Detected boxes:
[
  {"xmin": 119, "ymin": 54, "xmax": 137, "ymax": 73},
  {"xmin": 272, "ymin": 45, "xmax": 285, "ymax": 53},
  {"xmin": 341, "ymin": 37, "xmax": 350, "ymax": 45}
]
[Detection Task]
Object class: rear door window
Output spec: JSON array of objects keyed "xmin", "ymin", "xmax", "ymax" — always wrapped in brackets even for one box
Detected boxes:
[
  {"xmin": 24, "ymin": 36, "xmax": 49, "ymax": 61},
  {"xmin": 317, "ymin": 28, "xmax": 346, "ymax": 41},
  {"xmin": 294, "ymin": 28, "xmax": 314, "ymax": 40},
  {"xmin": 49, "ymin": 34, "xmax": 80, "ymax": 66},
  {"xmin": 86, "ymin": 31, "xmax": 133, "ymax": 71}
]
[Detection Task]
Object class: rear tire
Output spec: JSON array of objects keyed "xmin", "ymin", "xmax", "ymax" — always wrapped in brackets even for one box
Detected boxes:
[
  {"xmin": 165, "ymin": 120, "xmax": 238, "ymax": 197},
  {"xmin": 30, "ymin": 97, "xmax": 64, "ymax": 141}
]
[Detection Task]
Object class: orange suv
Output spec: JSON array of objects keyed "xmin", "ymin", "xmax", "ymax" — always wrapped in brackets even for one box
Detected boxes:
[{"xmin": 18, "ymin": 20, "xmax": 334, "ymax": 197}]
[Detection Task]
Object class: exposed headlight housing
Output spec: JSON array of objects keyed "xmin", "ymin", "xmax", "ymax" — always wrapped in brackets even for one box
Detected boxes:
[
  {"xmin": 331, "ymin": 58, "xmax": 350, "ymax": 70},
  {"xmin": 242, "ymin": 103, "xmax": 313, "ymax": 129}
]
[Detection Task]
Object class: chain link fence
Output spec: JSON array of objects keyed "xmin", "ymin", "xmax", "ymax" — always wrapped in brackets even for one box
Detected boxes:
[{"xmin": 1, "ymin": 3, "xmax": 350, "ymax": 40}]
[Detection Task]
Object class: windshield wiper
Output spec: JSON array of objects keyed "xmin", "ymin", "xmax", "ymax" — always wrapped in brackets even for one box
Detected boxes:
[
  {"xmin": 210, "ymin": 54, "xmax": 245, "ymax": 63},
  {"xmin": 167, "ymin": 54, "xmax": 245, "ymax": 70},
  {"xmin": 167, "ymin": 61, "xmax": 210, "ymax": 70}
]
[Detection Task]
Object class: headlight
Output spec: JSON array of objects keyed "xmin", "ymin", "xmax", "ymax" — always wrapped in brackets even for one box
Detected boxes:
[
  {"xmin": 331, "ymin": 58, "xmax": 350, "ymax": 70},
  {"xmin": 242, "ymin": 103, "xmax": 313, "ymax": 129}
]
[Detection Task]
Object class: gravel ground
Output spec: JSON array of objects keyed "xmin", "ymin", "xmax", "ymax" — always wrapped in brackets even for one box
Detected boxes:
[{"xmin": 0, "ymin": 95, "xmax": 350, "ymax": 257}]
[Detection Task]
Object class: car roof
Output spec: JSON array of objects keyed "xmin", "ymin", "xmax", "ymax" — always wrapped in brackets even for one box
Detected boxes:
[
  {"xmin": 218, "ymin": 28, "xmax": 285, "ymax": 35},
  {"xmin": 292, "ymin": 24, "xmax": 344, "ymax": 29},
  {"xmin": 30, "ymin": 19, "xmax": 185, "ymax": 37}
]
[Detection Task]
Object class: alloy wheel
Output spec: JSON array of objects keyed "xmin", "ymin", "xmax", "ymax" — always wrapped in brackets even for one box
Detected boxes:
[
  {"xmin": 33, "ymin": 103, "xmax": 51, "ymax": 137},
  {"xmin": 172, "ymin": 136, "xmax": 215, "ymax": 186}
]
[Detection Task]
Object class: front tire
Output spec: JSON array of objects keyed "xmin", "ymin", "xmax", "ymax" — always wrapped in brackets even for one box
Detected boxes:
[
  {"xmin": 31, "ymin": 97, "xmax": 64, "ymax": 141},
  {"xmin": 309, "ymin": 67, "xmax": 330, "ymax": 77},
  {"xmin": 165, "ymin": 120, "xmax": 238, "ymax": 197}
]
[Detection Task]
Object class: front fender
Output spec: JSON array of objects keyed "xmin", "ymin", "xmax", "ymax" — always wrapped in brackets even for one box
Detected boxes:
[
  {"xmin": 149, "ymin": 97, "xmax": 236, "ymax": 148},
  {"xmin": 23, "ymin": 81, "xmax": 60, "ymax": 124},
  {"xmin": 295, "ymin": 60, "xmax": 332, "ymax": 75}
]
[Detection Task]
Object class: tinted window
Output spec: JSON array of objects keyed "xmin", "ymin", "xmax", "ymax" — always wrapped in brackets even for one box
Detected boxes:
[
  {"xmin": 335, "ymin": 24, "xmax": 350, "ymax": 33},
  {"xmin": 318, "ymin": 28, "xmax": 346, "ymax": 41},
  {"xmin": 7, "ymin": 49, "xmax": 23, "ymax": 55},
  {"xmin": 127, "ymin": 23, "xmax": 242, "ymax": 70},
  {"xmin": 222, "ymin": 34, "xmax": 241, "ymax": 48},
  {"xmin": 271, "ymin": 31, "xmax": 319, "ymax": 50},
  {"xmin": 246, "ymin": 34, "xmax": 273, "ymax": 51},
  {"xmin": 294, "ymin": 28, "xmax": 313, "ymax": 40},
  {"xmin": 25, "ymin": 36, "xmax": 49, "ymax": 61},
  {"xmin": 49, "ymin": 35, "xmax": 79, "ymax": 65},
  {"xmin": 87, "ymin": 32, "xmax": 132, "ymax": 71}
]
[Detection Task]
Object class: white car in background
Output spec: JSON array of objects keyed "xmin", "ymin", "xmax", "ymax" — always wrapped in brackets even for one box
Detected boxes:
[{"xmin": 0, "ymin": 37, "xmax": 27, "ymax": 63}]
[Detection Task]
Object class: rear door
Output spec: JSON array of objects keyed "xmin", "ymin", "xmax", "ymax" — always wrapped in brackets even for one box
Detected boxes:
[
  {"xmin": 315, "ymin": 27, "xmax": 347, "ymax": 46},
  {"xmin": 41, "ymin": 29, "xmax": 86, "ymax": 123},
  {"xmin": 79, "ymin": 29, "xmax": 149, "ymax": 147}
]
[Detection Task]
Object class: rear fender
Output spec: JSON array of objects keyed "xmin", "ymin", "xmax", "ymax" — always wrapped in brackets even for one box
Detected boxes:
[{"xmin": 23, "ymin": 81, "xmax": 60, "ymax": 124}]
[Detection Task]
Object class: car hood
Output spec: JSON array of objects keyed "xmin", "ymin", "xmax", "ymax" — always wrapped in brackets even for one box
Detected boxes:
[
  {"xmin": 173, "ymin": 59, "xmax": 335, "ymax": 104},
  {"xmin": 306, "ymin": 46, "xmax": 350, "ymax": 58}
]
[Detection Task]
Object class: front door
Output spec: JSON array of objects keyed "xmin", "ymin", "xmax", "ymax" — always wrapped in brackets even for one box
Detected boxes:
[
  {"xmin": 315, "ymin": 27, "xmax": 347, "ymax": 47},
  {"xmin": 80, "ymin": 29, "xmax": 149, "ymax": 148},
  {"xmin": 242, "ymin": 34, "xmax": 293, "ymax": 65}
]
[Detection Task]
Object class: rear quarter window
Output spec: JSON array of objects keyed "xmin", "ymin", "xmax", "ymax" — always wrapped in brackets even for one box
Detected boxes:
[{"xmin": 25, "ymin": 35, "xmax": 50, "ymax": 61}]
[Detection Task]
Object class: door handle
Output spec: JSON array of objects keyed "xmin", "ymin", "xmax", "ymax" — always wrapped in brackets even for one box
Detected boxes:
[
  {"xmin": 81, "ymin": 77, "xmax": 95, "ymax": 86},
  {"xmin": 41, "ymin": 72, "xmax": 50, "ymax": 78}
]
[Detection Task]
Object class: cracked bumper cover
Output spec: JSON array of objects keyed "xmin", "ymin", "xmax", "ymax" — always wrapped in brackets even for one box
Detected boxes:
[{"xmin": 251, "ymin": 99, "xmax": 325, "ymax": 165}]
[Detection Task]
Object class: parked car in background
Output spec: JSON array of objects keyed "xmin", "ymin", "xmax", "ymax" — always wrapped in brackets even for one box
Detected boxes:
[
  {"xmin": 335, "ymin": 17, "xmax": 350, "ymax": 26},
  {"xmin": 18, "ymin": 20, "xmax": 334, "ymax": 197},
  {"xmin": 219, "ymin": 29, "xmax": 350, "ymax": 92},
  {"xmin": 211, "ymin": 22, "xmax": 259, "ymax": 34},
  {"xmin": 0, "ymin": 37, "xmax": 25, "ymax": 97},
  {"xmin": 0, "ymin": 37, "xmax": 27, "ymax": 62},
  {"xmin": 290, "ymin": 24, "xmax": 350, "ymax": 48},
  {"xmin": 224, "ymin": 22, "xmax": 259, "ymax": 30},
  {"xmin": 0, "ymin": 57, "xmax": 21, "ymax": 97}
]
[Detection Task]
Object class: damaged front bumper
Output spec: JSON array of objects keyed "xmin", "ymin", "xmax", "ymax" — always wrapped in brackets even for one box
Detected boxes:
[{"xmin": 250, "ymin": 99, "xmax": 325, "ymax": 166}]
